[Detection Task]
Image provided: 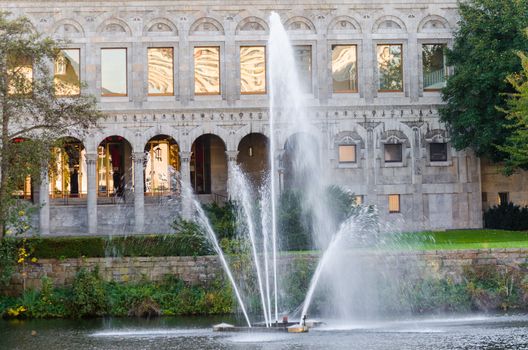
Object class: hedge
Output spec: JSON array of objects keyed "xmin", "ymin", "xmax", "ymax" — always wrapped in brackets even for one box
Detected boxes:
[{"xmin": 26, "ymin": 234, "xmax": 211, "ymax": 259}]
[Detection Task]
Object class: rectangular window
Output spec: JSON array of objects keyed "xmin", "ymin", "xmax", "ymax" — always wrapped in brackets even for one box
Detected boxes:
[
  {"xmin": 338, "ymin": 145, "xmax": 356, "ymax": 163},
  {"xmin": 422, "ymin": 44, "xmax": 447, "ymax": 90},
  {"xmin": 384, "ymin": 143, "xmax": 403, "ymax": 163},
  {"xmin": 8, "ymin": 54, "xmax": 33, "ymax": 95},
  {"xmin": 377, "ymin": 44, "xmax": 403, "ymax": 92},
  {"xmin": 101, "ymin": 48, "xmax": 127, "ymax": 96},
  {"xmin": 430, "ymin": 143, "xmax": 448, "ymax": 162},
  {"xmin": 194, "ymin": 46, "xmax": 220, "ymax": 95},
  {"xmin": 240, "ymin": 46, "xmax": 266, "ymax": 94},
  {"xmin": 332, "ymin": 45, "xmax": 358, "ymax": 92},
  {"xmin": 388, "ymin": 194, "xmax": 400, "ymax": 213},
  {"xmin": 148, "ymin": 47, "xmax": 174, "ymax": 96},
  {"xmin": 293, "ymin": 45, "xmax": 312, "ymax": 93},
  {"xmin": 498, "ymin": 192, "xmax": 509, "ymax": 205},
  {"xmin": 355, "ymin": 195, "xmax": 364, "ymax": 205},
  {"xmin": 54, "ymin": 49, "xmax": 81, "ymax": 96}
]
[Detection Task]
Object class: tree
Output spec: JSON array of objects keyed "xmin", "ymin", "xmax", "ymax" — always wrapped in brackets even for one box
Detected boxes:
[
  {"xmin": 498, "ymin": 51, "xmax": 528, "ymax": 174},
  {"xmin": 0, "ymin": 12, "xmax": 101, "ymax": 238},
  {"xmin": 440, "ymin": 0, "xmax": 528, "ymax": 162}
]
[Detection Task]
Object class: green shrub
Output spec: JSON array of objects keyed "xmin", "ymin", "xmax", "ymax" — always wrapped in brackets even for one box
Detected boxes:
[
  {"xmin": 484, "ymin": 202, "xmax": 528, "ymax": 230},
  {"xmin": 202, "ymin": 201, "xmax": 238, "ymax": 240},
  {"xmin": 70, "ymin": 267, "xmax": 108, "ymax": 318},
  {"xmin": 0, "ymin": 238, "xmax": 17, "ymax": 287}
]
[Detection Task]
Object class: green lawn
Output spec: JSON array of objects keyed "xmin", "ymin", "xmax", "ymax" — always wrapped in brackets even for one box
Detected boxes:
[{"xmin": 393, "ymin": 229, "xmax": 528, "ymax": 250}]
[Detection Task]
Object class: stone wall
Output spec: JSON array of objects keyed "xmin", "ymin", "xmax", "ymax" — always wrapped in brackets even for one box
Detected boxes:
[
  {"xmin": 5, "ymin": 249, "xmax": 527, "ymax": 295},
  {"xmin": 481, "ymin": 158, "xmax": 528, "ymax": 211}
]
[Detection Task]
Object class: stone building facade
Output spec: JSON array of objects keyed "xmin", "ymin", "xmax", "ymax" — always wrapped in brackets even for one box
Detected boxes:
[{"xmin": 3, "ymin": 0, "xmax": 486, "ymax": 235}]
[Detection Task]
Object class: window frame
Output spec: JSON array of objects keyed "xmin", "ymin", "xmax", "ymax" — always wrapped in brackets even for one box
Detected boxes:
[
  {"xmin": 193, "ymin": 45, "xmax": 221, "ymax": 96},
  {"xmin": 239, "ymin": 45, "xmax": 267, "ymax": 95},
  {"xmin": 292, "ymin": 44, "xmax": 314, "ymax": 94},
  {"xmin": 338, "ymin": 144, "xmax": 357, "ymax": 164},
  {"xmin": 384, "ymin": 143, "xmax": 403, "ymax": 163},
  {"xmin": 429, "ymin": 142, "xmax": 448, "ymax": 162},
  {"xmin": 54, "ymin": 48, "xmax": 81, "ymax": 97},
  {"xmin": 331, "ymin": 44, "xmax": 359, "ymax": 93},
  {"xmin": 147, "ymin": 47, "xmax": 175, "ymax": 97},
  {"xmin": 376, "ymin": 43, "xmax": 404, "ymax": 93},
  {"xmin": 421, "ymin": 43, "xmax": 447, "ymax": 92},
  {"xmin": 100, "ymin": 47, "xmax": 128, "ymax": 97},
  {"xmin": 388, "ymin": 194, "xmax": 401, "ymax": 213}
]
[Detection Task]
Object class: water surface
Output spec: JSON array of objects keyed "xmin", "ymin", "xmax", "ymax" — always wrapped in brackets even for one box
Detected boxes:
[{"xmin": 1, "ymin": 314, "xmax": 528, "ymax": 349}]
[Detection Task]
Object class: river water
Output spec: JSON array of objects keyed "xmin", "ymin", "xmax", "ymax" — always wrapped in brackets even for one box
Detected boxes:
[{"xmin": 1, "ymin": 314, "xmax": 527, "ymax": 349}]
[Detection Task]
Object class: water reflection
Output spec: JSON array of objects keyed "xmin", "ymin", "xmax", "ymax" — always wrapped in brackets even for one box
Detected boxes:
[{"xmin": 1, "ymin": 315, "xmax": 528, "ymax": 350}]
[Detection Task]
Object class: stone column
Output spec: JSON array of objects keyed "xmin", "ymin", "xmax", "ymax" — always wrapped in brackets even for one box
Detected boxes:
[
  {"xmin": 179, "ymin": 151, "xmax": 192, "ymax": 218},
  {"xmin": 38, "ymin": 167, "xmax": 50, "ymax": 235},
  {"xmin": 225, "ymin": 150, "xmax": 238, "ymax": 172},
  {"xmin": 86, "ymin": 153, "xmax": 97, "ymax": 234},
  {"xmin": 225, "ymin": 150, "xmax": 238, "ymax": 197},
  {"xmin": 132, "ymin": 152, "xmax": 145, "ymax": 233}
]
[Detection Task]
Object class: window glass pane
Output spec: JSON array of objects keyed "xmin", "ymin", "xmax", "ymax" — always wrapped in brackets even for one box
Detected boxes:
[
  {"xmin": 148, "ymin": 48, "xmax": 174, "ymax": 95},
  {"xmin": 293, "ymin": 45, "xmax": 312, "ymax": 93},
  {"xmin": 240, "ymin": 46, "xmax": 266, "ymax": 94},
  {"xmin": 384, "ymin": 143, "xmax": 402, "ymax": 162},
  {"xmin": 101, "ymin": 48, "xmax": 127, "ymax": 96},
  {"xmin": 423, "ymin": 44, "xmax": 446, "ymax": 90},
  {"xmin": 194, "ymin": 47, "xmax": 220, "ymax": 94},
  {"xmin": 430, "ymin": 143, "xmax": 448, "ymax": 162},
  {"xmin": 377, "ymin": 44, "xmax": 403, "ymax": 91},
  {"xmin": 332, "ymin": 45, "xmax": 357, "ymax": 92},
  {"xmin": 8, "ymin": 54, "xmax": 33, "ymax": 95},
  {"xmin": 498, "ymin": 192, "xmax": 509, "ymax": 205},
  {"xmin": 388, "ymin": 194, "xmax": 400, "ymax": 213},
  {"xmin": 54, "ymin": 49, "xmax": 80, "ymax": 96},
  {"xmin": 338, "ymin": 145, "xmax": 356, "ymax": 163},
  {"xmin": 355, "ymin": 195, "xmax": 364, "ymax": 205}
]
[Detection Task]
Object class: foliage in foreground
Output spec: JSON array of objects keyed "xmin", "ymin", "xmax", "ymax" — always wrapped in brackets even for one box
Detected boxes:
[
  {"xmin": 484, "ymin": 202, "xmax": 528, "ymax": 231},
  {"xmin": 498, "ymin": 50, "xmax": 528, "ymax": 173},
  {"xmin": 0, "ymin": 12, "xmax": 101, "ymax": 238},
  {"xmin": 1, "ymin": 268, "xmax": 233, "ymax": 319},
  {"xmin": 1, "ymin": 260, "xmax": 527, "ymax": 320},
  {"xmin": 440, "ymin": 0, "xmax": 528, "ymax": 164}
]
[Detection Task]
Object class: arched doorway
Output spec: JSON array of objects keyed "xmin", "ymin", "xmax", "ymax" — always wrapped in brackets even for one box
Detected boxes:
[
  {"xmin": 237, "ymin": 133, "xmax": 269, "ymax": 188},
  {"xmin": 49, "ymin": 137, "xmax": 86, "ymax": 198},
  {"xmin": 282, "ymin": 133, "xmax": 320, "ymax": 190},
  {"xmin": 10, "ymin": 137, "xmax": 33, "ymax": 200},
  {"xmin": 144, "ymin": 135, "xmax": 180, "ymax": 196},
  {"xmin": 191, "ymin": 134, "xmax": 227, "ymax": 195},
  {"xmin": 97, "ymin": 136, "xmax": 132, "ymax": 197}
]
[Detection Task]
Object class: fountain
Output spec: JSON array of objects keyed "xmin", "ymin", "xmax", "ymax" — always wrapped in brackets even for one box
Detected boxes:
[{"xmin": 176, "ymin": 12, "xmax": 376, "ymax": 333}]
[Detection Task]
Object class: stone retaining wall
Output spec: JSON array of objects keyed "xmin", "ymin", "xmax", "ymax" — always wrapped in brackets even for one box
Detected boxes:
[{"xmin": 5, "ymin": 249, "xmax": 528, "ymax": 295}]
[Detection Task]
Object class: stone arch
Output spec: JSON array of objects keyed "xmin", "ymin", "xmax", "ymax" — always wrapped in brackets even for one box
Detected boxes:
[
  {"xmin": 49, "ymin": 136, "xmax": 87, "ymax": 199},
  {"xmin": 189, "ymin": 17, "xmax": 225, "ymax": 35},
  {"xmin": 418, "ymin": 15, "xmax": 450, "ymax": 33},
  {"xmin": 236, "ymin": 133, "xmax": 269, "ymax": 187},
  {"xmin": 327, "ymin": 16, "xmax": 361, "ymax": 34},
  {"xmin": 52, "ymin": 19, "xmax": 85, "ymax": 38},
  {"xmin": 424, "ymin": 129, "xmax": 449, "ymax": 143},
  {"xmin": 285, "ymin": 16, "xmax": 316, "ymax": 34},
  {"xmin": 95, "ymin": 127, "xmax": 137, "ymax": 153},
  {"xmin": 96, "ymin": 135, "xmax": 133, "ymax": 197},
  {"xmin": 97, "ymin": 18, "xmax": 132, "ymax": 36},
  {"xmin": 235, "ymin": 16, "xmax": 269, "ymax": 34},
  {"xmin": 378, "ymin": 129, "xmax": 411, "ymax": 147},
  {"xmin": 334, "ymin": 130, "xmax": 365, "ymax": 149},
  {"xmin": 144, "ymin": 18, "xmax": 178, "ymax": 36},
  {"xmin": 282, "ymin": 132, "xmax": 320, "ymax": 190},
  {"xmin": 190, "ymin": 133, "xmax": 227, "ymax": 195},
  {"xmin": 144, "ymin": 134, "xmax": 180, "ymax": 195},
  {"xmin": 373, "ymin": 15, "xmax": 407, "ymax": 33}
]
